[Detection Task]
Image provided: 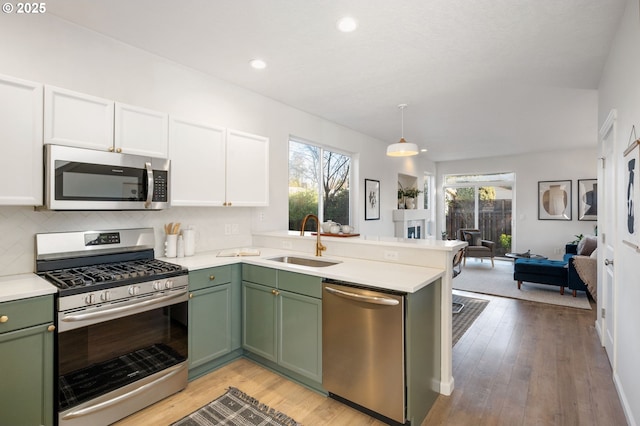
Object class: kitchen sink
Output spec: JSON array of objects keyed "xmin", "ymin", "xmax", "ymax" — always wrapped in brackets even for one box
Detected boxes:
[{"xmin": 268, "ymin": 256, "xmax": 341, "ymax": 268}]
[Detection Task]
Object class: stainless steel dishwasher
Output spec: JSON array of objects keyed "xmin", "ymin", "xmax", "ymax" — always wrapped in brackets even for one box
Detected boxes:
[{"xmin": 322, "ymin": 279, "xmax": 406, "ymax": 424}]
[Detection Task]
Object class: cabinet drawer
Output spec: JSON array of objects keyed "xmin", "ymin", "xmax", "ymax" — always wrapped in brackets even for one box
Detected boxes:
[
  {"xmin": 0, "ymin": 296, "xmax": 53, "ymax": 334},
  {"xmin": 242, "ymin": 264, "xmax": 277, "ymax": 287},
  {"xmin": 189, "ymin": 266, "xmax": 232, "ymax": 291},
  {"xmin": 278, "ymin": 271, "xmax": 322, "ymax": 299}
]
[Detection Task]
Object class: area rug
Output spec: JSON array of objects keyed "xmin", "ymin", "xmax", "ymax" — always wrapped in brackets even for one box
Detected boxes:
[
  {"xmin": 171, "ymin": 387, "xmax": 301, "ymax": 426},
  {"xmin": 453, "ymin": 259, "xmax": 591, "ymax": 310},
  {"xmin": 452, "ymin": 294, "xmax": 489, "ymax": 346}
]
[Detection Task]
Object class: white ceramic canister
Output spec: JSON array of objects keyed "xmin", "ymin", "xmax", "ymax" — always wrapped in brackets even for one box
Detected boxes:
[
  {"xmin": 182, "ymin": 227, "xmax": 195, "ymax": 256},
  {"xmin": 165, "ymin": 234, "xmax": 177, "ymax": 258}
]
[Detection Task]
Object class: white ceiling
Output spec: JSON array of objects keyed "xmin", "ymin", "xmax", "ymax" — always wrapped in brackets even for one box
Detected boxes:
[{"xmin": 47, "ymin": 0, "xmax": 626, "ymax": 161}]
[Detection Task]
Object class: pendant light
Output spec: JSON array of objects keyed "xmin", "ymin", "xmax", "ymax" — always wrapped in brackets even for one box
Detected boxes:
[{"xmin": 386, "ymin": 104, "xmax": 419, "ymax": 157}]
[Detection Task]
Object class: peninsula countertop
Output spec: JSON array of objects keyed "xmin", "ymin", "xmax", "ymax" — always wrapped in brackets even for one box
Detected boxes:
[{"xmin": 163, "ymin": 247, "xmax": 444, "ymax": 294}]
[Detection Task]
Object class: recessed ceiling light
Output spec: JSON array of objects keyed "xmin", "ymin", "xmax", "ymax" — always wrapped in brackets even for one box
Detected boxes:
[
  {"xmin": 336, "ymin": 16, "xmax": 357, "ymax": 32},
  {"xmin": 420, "ymin": 148, "xmax": 428, "ymax": 152},
  {"xmin": 249, "ymin": 59, "xmax": 267, "ymax": 70}
]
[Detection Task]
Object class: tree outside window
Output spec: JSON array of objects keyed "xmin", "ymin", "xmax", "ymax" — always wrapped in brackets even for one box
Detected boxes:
[{"xmin": 289, "ymin": 140, "xmax": 351, "ymax": 231}]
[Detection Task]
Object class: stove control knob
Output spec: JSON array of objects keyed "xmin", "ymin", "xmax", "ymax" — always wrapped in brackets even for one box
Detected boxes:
[
  {"xmin": 129, "ymin": 286, "xmax": 140, "ymax": 296},
  {"xmin": 101, "ymin": 291, "xmax": 111, "ymax": 302},
  {"xmin": 85, "ymin": 294, "xmax": 96, "ymax": 305},
  {"xmin": 165, "ymin": 280, "xmax": 174, "ymax": 289},
  {"xmin": 153, "ymin": 281, "xmax": 162, "ymax": 291}
]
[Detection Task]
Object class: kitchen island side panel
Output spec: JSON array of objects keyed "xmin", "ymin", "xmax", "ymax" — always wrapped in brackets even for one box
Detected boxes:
[{"xmin": 406, "ymin": 277, "xmax": 441, "ymax": 425}]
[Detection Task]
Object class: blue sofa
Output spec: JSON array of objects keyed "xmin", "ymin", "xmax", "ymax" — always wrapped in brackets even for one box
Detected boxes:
[{"xmin": 513, "ymin": 244, "xmax": 589, "ymax": 297}]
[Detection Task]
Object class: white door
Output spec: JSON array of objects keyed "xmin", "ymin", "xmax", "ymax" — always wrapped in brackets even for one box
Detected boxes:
[{"xmin": 599, "ymin": 110, "xmax": 616, "ymax": 366}]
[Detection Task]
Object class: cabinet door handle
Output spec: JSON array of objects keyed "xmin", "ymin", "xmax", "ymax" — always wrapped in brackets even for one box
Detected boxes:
[
  {"xmin": 48, "ymin": 325, "xmax": 56, "ymax": 332},
  {"xmin": 209, "ymin": 275, "xmax": 216, "ymax": 281},
  {"xmin": 0, "ymin": 315, "xmax": 8, "ymax": 323},
  {"xmin": 271, "ymin": 289, "xmax": 279, "ymax": 296},
  {"xmin": 189, "ymin": 293, "xmax": 193, "ymax": 299}
]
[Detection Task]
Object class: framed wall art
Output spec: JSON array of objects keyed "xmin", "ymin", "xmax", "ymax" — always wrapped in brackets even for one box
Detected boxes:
[
  {"xmin": 578, "ymin": 179, "xmax": 597, "ymax": 221},
  {"xmin": 365, "ymin": 179, "xmax": 380, "ymax": 220},
  {"xmin": 538, "ymin": 180, "xmax": 572, "ymax": 220},
  {"xmin": 623, "ymin": 139, "xmax": 639, "ymax": 248}
]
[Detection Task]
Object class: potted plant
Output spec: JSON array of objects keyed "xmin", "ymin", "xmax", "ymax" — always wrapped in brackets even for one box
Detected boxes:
[
  {"xmin": 402, "ymin": 187, "xmax": 422, "ymax": 209},
  {"xmin": 397, "ymin": 188, "xmax": 405, "ymax": 209}
]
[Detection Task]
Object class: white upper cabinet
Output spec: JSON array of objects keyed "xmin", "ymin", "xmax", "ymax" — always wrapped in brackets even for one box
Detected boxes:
[
  {"xmin": 44, "ymin": 85, "xmax": 114, "ymax": 151},
  {"xmin": 225, "ymin": 129, "xmax": 269, "ymax": 207},
  {"xmin": 44, "ymin": 87, "xmax": 169, "ymax": 158},
  {"xmin": 115, "ymin": 102, "xmax": 168, "ymax": 158},
  {"xmin": 169, "ymin": 117, "xmax": 226, "ymax": 206},
  {"xmin": 169, "ymin": 120, "xmax": 269, "ymax": 207},
  {"xmin": 0, "ymin": 75, "xmax": 43, "ymax": 205}
]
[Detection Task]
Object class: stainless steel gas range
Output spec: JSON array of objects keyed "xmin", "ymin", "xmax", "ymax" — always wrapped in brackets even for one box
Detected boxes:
[{"xmin": 35, "ymin": 228, "xmax": 189, "ymax": 426}]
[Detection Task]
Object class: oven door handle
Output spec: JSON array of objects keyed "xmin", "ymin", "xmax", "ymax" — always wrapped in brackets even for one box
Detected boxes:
[
  {"xmin": 61, "ymin": 290, "xmax": 187, "ymax": 323},
  {"xmin": 61, "ymin": 363, "xmax": 186, "ymax": 420}
]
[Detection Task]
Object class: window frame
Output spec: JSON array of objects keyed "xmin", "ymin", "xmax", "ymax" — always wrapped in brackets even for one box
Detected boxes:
[{"xmin": 288, "ymin": 136, "xmax": 354, "ymax": 230}]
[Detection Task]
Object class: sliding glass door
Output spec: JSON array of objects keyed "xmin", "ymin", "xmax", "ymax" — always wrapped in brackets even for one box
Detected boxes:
[{"xmin": 444, "ymin": 174, "xmax": 514, "ymax": 256}]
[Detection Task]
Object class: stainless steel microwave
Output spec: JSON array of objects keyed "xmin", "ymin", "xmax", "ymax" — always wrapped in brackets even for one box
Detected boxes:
[{"xmin": 43, "ymin": 144, "xmax": 170, "ymax": 210}]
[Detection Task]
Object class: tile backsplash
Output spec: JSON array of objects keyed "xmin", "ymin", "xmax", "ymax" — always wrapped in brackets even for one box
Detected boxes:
[{"xmin": 0, "ymin": 206, "xmax": 253, "ymax": 276}]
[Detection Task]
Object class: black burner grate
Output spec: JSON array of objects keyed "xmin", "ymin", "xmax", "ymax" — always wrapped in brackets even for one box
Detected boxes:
[{"xmin": 42, "ymin": 259, "xmax": 184, "ymax": 289}]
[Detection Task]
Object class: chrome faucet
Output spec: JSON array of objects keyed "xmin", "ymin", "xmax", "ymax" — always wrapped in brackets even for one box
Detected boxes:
[{"xmin": 300, "ymin": 214, "xmax": 326, "ymax": 257}]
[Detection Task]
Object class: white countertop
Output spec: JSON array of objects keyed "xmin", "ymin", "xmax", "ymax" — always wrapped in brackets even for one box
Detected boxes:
[
  {"xmin": 0, "ymin": 240, "xmax": 446, "ymax": 303},
  {"xmin": 254, "ymin": 230, "xmax": 464, "ymax": 251},
  {"xmin": 0, "ymin": 273, "xmax": 57, "ymax": 303},
  {"xmin": 163, "ymin": 247, "xmax": 444, "ymax": 293}
]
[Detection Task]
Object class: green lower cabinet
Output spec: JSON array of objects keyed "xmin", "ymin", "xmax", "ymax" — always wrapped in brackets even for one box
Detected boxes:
[
  {"xmin": 242, "ymin": 271, "xmax": 322, "ymax": 388},
  {"xmin": 188, "ymin": 265, "xmax": 242, "ymax": 380},
  {"xmin": 278, "ymin": 290, "xmax": 322, "ymax": 383},
  {"xmin": 0, "ymin": 296, "xmax": 54, "ymax": 426},
  {"xmin": 242, "ymin": 281, "xmax": 277, "ymax": 362}
]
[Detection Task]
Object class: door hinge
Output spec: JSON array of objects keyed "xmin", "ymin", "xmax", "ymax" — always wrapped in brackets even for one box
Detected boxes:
[
  {"xmin": 602, "ymin": 233, "xmax": 605, "ymax": 244},
  {"xmin": 601, "ymin": 308, "xmax": 606, "ymax": 319}
]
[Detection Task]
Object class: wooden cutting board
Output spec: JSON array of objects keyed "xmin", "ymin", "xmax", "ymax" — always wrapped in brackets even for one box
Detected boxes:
[{"xmin": 311, "ymin": 232, "xmax": 360, "ymax": 237}]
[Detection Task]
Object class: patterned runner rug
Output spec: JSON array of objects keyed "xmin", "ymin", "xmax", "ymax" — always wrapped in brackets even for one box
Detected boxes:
[
  {"xmin": 172, "ymin": 387, "xmax": 301, "ymax": 426},
  {"xmin": 452, "ymin": 294, "xmax": 489, "ymax": 346}
]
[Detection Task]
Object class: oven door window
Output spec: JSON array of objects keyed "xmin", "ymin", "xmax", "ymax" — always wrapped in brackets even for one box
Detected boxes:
[
  {"xmin": 54, "ymin": 160, "xmax": 147, "ymax": 202},
  {"xmin": 57, "ymin": 304, "xmax": 187, "ymax": 411}
]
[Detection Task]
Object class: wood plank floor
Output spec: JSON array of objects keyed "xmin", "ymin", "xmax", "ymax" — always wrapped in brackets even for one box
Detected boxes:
[{"xmin": 114, "ymin": 291, "xmax": 627, "ymax": 426}]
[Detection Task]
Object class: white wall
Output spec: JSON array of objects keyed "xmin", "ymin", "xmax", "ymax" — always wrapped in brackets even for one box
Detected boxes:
[
  {"xmin": 0, "ymin": 13, "xmax": 435, "ymax": 276},
  {"xmin": 597, "ymin": 1, "xmax": 640, "ymax": 424},
  {"xmin": 436, "ymin": 148, "xmax": 598, "ymax": 259}
]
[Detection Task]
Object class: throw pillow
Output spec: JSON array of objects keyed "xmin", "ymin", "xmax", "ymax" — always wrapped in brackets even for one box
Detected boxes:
[
  {"xmin": 590, "ymin": 248, "xmax": 598, "ymax": 259},
  {"xmin": 577, "ymin": 236, "xmax": 597, "ymax": 256},
  {"xmin": 463, "ymin": 231, "xmax": 482, "ymax": 246}
]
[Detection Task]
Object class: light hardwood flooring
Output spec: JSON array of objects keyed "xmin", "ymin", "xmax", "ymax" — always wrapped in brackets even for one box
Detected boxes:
[{"xmin": 114, "ymin": 291, "xmax": 627, "ymax": 426}]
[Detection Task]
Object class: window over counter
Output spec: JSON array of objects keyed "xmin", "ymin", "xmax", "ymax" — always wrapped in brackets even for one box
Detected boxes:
[{"xmin": 288, "ymin": 138, "xmax": 352, "ymax": 231}]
